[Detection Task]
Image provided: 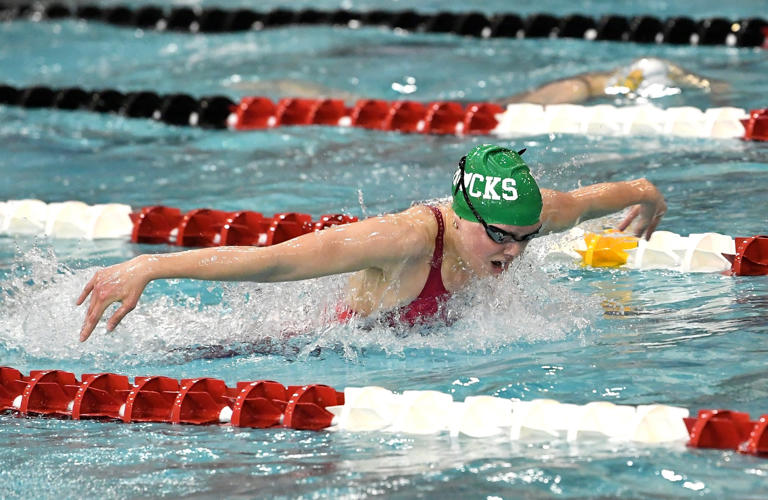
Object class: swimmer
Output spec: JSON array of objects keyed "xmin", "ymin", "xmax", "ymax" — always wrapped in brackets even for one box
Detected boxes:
[
  {"xmin": 229, "ymin": 58, "xmax": 723, "ymax": 105},
  {"xmin": 76, "ymin": 144, "xmax": 667, "ymax": 341},
  {"xmin": 500, "ymin": 57, "xmax": 725, "ymax": 105}
]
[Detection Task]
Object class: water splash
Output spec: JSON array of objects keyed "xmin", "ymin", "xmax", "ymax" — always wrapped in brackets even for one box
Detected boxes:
[{"xmin": 0, "ymin": 242, "xmax": 601, "ymax": 365}]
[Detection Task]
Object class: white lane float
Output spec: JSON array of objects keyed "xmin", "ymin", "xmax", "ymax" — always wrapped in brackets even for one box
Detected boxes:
[
  {"xmin": 0, "ymin": 199, "xmax": 133, "ymax": 239},
  {"xmin": 325, "ymin": 387, "xmax": 688, "ymax": 443},
  {"xmin": 494, "ymin": 103, "xmax": 749, "ymax": 139},
  {"xmin": 626, "ymin": 231, "xmax": 735, "ymax": 273},
  {"xmin": 554, "ymin": 228, "xmax": 737, "ymax": 273}
]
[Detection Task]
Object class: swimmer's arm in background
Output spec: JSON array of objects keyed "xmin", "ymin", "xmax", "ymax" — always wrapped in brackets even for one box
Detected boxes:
[
  {"xmin": 76, "ymin": 211, "xmax": 428, "ymax": 342},
  {"xmin": 539, "ymin": 178, "xmax": 667, "ymax": 239},
  {"xmin": 498, "ymin": 71, "xmax": 612, "ymax": 106},
  {"xmin": 666, "ymin": 62, "xmax": 731, "ymax": 104}
]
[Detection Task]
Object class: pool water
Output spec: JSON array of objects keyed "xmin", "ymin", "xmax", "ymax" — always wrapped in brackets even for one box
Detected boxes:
[{"xmin": 1, "ymin": 1, "xmax": 768, "ymax": 498}]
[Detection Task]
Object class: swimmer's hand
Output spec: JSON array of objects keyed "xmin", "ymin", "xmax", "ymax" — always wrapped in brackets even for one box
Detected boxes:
[
  {"xmin": 76, "ymin": 255, "xmax": 152, "ymax": 342},
  {"xmin": 616, "ymin": 179, "xmax": 667, "ymax": 240}
]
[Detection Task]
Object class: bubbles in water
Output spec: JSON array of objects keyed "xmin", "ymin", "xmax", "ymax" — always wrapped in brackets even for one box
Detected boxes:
[{"xmin": 0, "ymin": 239, "xmax": 601, "ymax": 366}]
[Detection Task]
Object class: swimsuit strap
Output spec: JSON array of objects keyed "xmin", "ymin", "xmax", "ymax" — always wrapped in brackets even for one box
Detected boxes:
[
  {"xmin": 425, "ymin": 205, "xmax": 444, "ymax": 270},
  {"xmin": 338, "ymin": 205, "xmax": 449, "ymax": 327}
]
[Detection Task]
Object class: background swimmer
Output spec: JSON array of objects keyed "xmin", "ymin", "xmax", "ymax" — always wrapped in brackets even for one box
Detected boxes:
[
  {"xmin": 228, "ymin": 58, "xmax": 724, "ymax": 105},
  {"xmin": 76, "ymin": 144, "xmax": 666, "ymax": 342},
  {"xmin": 501, "ymin": 57, "xmax": 726, "ymax": 105}
]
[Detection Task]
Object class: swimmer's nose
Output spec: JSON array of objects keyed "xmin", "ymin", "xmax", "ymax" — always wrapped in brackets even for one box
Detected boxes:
[{"xmin": 502, "ymin": 241, "xmax": 526, "ymax": 258}]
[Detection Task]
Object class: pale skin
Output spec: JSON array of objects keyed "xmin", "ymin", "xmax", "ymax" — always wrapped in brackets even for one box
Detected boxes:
[{"xmin": 77, "ymin": 178, "xmax": 666, "ymax": 342}]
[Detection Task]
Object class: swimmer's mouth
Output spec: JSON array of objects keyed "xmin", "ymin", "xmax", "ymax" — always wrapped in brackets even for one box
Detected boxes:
[{"xmin": 491, "ymin": 260, "xmax": 510, "ymax": 270}]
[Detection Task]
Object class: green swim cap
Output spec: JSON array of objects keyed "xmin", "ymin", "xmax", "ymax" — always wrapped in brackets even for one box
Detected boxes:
[{"xmin": 452, "ymin": 144, "xmax": 542, "ymax": 226}]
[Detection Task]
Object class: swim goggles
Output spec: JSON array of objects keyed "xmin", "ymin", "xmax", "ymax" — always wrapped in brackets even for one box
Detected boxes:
[{"xmin": 453, "ymin": 153, "xmax": 540, "ymax": 245}]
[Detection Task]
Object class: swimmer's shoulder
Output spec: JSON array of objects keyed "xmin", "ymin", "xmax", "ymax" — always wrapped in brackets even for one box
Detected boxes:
[
  {"xmin": 387, "ymin": 205, "xmax": 446, "ymax": 254},
  {"xmin": 538, "ymin": 188, "xmax": 581, "ymax": 234},
  {"xmin": 331, "ymin": 206, "xmax": 439, "ymax": 261}
]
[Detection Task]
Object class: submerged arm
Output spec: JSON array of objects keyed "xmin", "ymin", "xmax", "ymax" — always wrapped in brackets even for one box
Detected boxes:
[
  {"xmin": 76, "ymin": 211, "xmax": 428, "ymax": 341},
  {"xmin": 539, "ymin": 178, "xmax": 666, "ymax": 238}
]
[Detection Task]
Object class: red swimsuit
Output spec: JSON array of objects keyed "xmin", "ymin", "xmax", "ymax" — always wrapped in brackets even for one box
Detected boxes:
[{"xmin": 338, "ymin": 205, "xmax": 451, "ymax": 326}]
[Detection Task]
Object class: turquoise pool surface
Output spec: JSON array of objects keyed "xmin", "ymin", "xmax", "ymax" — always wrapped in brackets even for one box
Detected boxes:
[{"xmin": 1, "ymin": 1, "xmax": 768, "ymax": 498}]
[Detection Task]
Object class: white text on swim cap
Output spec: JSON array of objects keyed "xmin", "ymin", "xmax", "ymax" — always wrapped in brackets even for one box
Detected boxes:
[{"xmin": 453, "ymin": 170, "xmax": 519, "ymax": 201}]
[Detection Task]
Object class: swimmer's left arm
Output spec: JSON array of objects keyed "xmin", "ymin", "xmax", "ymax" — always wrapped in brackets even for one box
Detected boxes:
[
  {"xmin": 539, "ymin": 178, "xmax": 666, "ymax": 239},
  {"xmin": 499, "ymin": 72, "xmax": 612, "ymax": 106}
]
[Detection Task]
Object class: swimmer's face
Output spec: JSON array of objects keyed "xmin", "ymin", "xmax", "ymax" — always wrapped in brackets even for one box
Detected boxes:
[{"xmin": 456, "ymin": 217, "xmax": 541, "ymax": 276}]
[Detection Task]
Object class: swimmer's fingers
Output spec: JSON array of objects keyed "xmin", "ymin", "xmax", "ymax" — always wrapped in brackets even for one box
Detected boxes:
[
  {"xmin": 642, "ymin": 204, "xmax": 667, "ymax": 240},
  {"xmin": 630, "ymin": 214, "xmax": 656, "ymax": 240},
  {"xmin": 617, "ymin": 205, "xmax": 641, "ymax": 232},
  {"xmin": 76, "ymin": 275, "xmax": 96, "ymax": 306},
  {"xmin": 618, "ymin": 201, "xmax": 666, "ymax": 240},
  {"xmin": 643, "ymin": 215, "xmax": 661, "ymax": 240},
  {"xmin": 79, "ymin": 292, "xmax": 113, "ymax": 342},
  {"xmin": 106, "ymin": 300, "xmax": 137, "ymax": 332}
]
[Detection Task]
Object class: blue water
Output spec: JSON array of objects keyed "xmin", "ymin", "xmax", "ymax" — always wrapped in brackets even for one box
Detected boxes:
[{"xmin": 2, "ymin": 1, "xmax": 768, "ymax": 498}]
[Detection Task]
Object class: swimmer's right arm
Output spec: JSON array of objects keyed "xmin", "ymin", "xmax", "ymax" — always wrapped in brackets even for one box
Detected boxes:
[{"xmin": 76, "ymin": 211, "xmax": 431, "ymax": 342}]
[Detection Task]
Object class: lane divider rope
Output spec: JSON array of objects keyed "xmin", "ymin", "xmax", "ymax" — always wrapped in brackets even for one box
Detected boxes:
[
  {"xmin": 1, "ymin": 367, "xmax": 767, "ymax": 455},
  {"xmin": 2, "ymin": 85, "xmax": 767, "ymax": 140},
  {"xmin": 1, "ymin": 4, "xmax": 766, "ymax": 48},
  {"xmin": 0, "ymin": 200, "xmax": 358, "ymax": 247},
  {"xmin": 2, "ymin": 199, "xmax": 766, "ymax": 276}
]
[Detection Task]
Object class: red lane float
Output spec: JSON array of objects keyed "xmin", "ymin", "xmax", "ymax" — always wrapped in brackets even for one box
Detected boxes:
[
  {"xmin": 122, "ymin": 376, "xmax": 180, "ymax": 423},
  {"xmin": 727, "ymin": 235, "xmax": 768, "ymax": 276},
  {"xmin": 20, "ymin": 370, "xmax": 80, "ymax": 416},
  {"xmin": 218, "ymin": 210, "xmax": 269, "ymax": 246},
  {"xmin": 231, "ymin": 380, "xmax": 288, "ymax": 428},
  {"xmin": 463, "ymin": 102, "xmax": 505, "ymax": 134},
  {"xmin": 232, "ymin": 97, "xmax": 505, "ymax": 135},
  {"xmin": 283, "ymin": 384, "xmax": 345, "ymax": 431},
  {"xmin": 741, "ymin": 109, "xmax": 768, "ymax": 141},
  {"xmin": 72, "ymin": 373, "xmax": 131, "ymax": 420},
  {"xmin": 385, "ymin": 101, "xmax": 427, "ymax": 133},
  {"xmin": 350, "ymin": 99, "xmax": 391, "ymax": 129},
  {"xmin": 743, "ymin": 416, "xmax": 768, "ymax": 455},
  {"xmin": 684, "ymin": 409, "xmax": 768, "ymax": 454},
  {"xmin": 130, "ymin": 206, "xmax": 183, "ymax": 244},
  {"xmin": 177, "ymin": 208, "xmax": 232, "ymax": 247},
  {"xmin": 130, "ymin": 205, "xmax": 357, "ymax": 247},
  {"xmin": 0, "ymin": 367, "xmax": 28, "ymax": 411},
  {"xmin": 0, "ymin": 367, "xmax": 343, "ymax": 431},
  {"xmin": 423, "ymin": 101, "xmax": 465, "ymax": 134},
  {"xmin": 171, "ymin": 378, "xmax": 233, "ymax": 425},
  {"xmin": 233, "ymin": 97, "xmax": 275, "ymax": 129}
]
